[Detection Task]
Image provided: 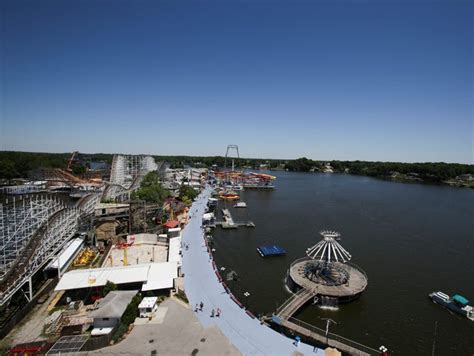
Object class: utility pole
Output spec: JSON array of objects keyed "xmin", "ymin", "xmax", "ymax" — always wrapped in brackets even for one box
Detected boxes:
[{"xmin": 321, "ymin": 318, "xmax": 337, "ymax": 346}]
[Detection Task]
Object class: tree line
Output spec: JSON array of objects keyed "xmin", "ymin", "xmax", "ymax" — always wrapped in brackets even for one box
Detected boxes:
[
  {"xmin": 285, "ymin": 157, "xmax": 474, "ymax": 182},
  {"xmin": 1, "ymin": 151, "xmax": 472, "ymax": 184}
]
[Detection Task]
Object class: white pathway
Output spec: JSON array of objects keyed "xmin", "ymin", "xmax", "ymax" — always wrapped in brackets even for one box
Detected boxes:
[{"xmin": 182, "ymin": 187, "xmax": 324, "ymax": 356}]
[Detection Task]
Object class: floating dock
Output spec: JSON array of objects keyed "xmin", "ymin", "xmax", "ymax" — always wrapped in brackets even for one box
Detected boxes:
[
  {"xmin": 216, "ymin": 208, "xmax": 255, "ymax": 229},
  {"xmin": 257, "ymin": 245, "xmax": 286, "ymax": 257}
]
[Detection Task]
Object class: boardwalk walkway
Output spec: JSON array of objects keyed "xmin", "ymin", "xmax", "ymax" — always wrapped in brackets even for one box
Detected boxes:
[
  {"xmin": 275, "ymin": 288, "xmax": 318, "ymax": 321},
  {"xmin": 181, "ymin": 187, "xmax": 324, "ymax": 356}
]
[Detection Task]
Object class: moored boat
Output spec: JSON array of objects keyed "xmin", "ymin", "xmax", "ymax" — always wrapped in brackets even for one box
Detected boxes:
[{"xmin": 429, "ymin": 291, "xmax": 474, "ymax": 321}]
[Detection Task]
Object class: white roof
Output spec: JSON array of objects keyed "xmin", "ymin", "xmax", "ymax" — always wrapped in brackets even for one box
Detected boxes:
[
  {"xmin": 55, "ymin": 261, "xmax": 178, "ymax": 291},
  {"xmin": 168, "ymin": 236, "xmax": 182, "ymax": 266},
  {"xmin": 202, "ymin": 213, "xmax": 215, "ymax": 220},
  {"xmin": 167, "ymin": 227, "xmax": 181, "ymax": 233},
  {"xmin": 91, "ymin": 327, "xmax": 114, "ymax": 336},
  {"xmin": 127, "ymin": 233, "xmax": 158, "ymax": 245},
  {"xmin": 49, "ymin": 238, "xmax": 84, "ymax": 269},
  {"xmin": 142, "ymin": 261, "xmax": 178, "ymax": 291},
  {"xmin": 139, "ymin": 297, "xmax": 158, "ymax": 309}
]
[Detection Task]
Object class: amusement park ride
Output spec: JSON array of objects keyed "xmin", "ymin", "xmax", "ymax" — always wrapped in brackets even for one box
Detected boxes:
[
  {"xmin": 213, "ymin": 145, "xmax": 276, "ymax": 200},
  {"xmin": 286, "ymin": 230, "xmax": 368, "ymax": 307},
  {"xmin": 304, "ymin": 231, "xmax": 352, "ymax": 286}
]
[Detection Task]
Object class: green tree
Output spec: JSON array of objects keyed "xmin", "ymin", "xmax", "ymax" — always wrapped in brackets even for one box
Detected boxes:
[
  {"xmin": 121, "ymin": 295, "xmax": 143, "ymax": 326},
  {"xmin": 102, "ymin": 280, "xmax": 117, "ymax": 297},
  {"xmin": 179, "ymin": 184, "xmax": 198, "ymax": 201},
  {"xmin": 132, "ymin": 171, "xmax": 170, "ymax": 204}
]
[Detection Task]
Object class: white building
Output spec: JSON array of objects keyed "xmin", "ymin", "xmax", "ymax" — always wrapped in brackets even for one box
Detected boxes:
[{"xmin": 138, "ymin": 297, "xmax": 158, "ymax": 318}]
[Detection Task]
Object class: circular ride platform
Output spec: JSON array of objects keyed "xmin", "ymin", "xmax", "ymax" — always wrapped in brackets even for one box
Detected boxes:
[{"xmin": 288, "ymin": 257, "xmax": 368, "ymax": 302}]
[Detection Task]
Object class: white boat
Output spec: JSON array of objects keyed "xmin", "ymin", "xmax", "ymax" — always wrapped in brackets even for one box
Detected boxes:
[{"xmin": 233, "ymin": 201, "xmax": 247, "ymax": 208}]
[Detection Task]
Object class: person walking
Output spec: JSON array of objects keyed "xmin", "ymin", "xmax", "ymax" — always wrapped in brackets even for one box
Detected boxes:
[
  {"xmin": 194, "ymin": 304, "xmax": 199, "ymax": 312},
  {"xmin": 199, "ymin": 301, "xmax": 204, "ymax": 311},
  {"xmin": 210, "ymin": 309, "xmax": 215, "ymax": 318},
  {"xmin": 216, "ymin": 308, "xmax": 221, "ymax": 317}
]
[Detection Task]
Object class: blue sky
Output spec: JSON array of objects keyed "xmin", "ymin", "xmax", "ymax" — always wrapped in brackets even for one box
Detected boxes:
[{"xmin": 1, "ymin": 0, "xmax": 472, "ymax": 163}]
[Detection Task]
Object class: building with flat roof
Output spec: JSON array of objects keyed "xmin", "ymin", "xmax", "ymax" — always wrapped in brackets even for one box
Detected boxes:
[{"xmin": 55, "ymin": 262, "xmax": 178, "ymax": 292}]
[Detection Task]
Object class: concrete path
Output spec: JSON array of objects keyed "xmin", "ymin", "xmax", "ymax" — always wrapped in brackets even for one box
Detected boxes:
[
  {"xmin": 89, "ymin": 298, "xmax": 239, "ymax": 356},
  {"xmin": 182, "ymin": 187, "xmax": 324, "ymax": 356}
]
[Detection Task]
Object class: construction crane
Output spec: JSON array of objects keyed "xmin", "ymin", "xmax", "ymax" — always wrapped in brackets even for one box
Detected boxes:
[{"xmin": 66, "ymin": 151, "xmax": 79, "ymax": 173}]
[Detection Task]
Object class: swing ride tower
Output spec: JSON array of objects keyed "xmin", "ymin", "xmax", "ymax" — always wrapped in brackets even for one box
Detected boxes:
[{"xmin": 286, "ymin": 231, "xmax": 368, "ymax": 305}]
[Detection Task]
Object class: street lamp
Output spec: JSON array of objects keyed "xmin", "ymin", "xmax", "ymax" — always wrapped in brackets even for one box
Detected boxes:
[{"xmin": 321, "ymin": 318, "xmax": 337, "ymax": 346}]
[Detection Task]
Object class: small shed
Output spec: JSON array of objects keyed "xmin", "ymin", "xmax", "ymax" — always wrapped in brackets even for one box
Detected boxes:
[
  {"xmin": 138, "ymin": 297, "xmax": 158, "ymax": 318},
  {"xmin": 88, "ymin": 290, "xmax": 137, "ymax": 331}
]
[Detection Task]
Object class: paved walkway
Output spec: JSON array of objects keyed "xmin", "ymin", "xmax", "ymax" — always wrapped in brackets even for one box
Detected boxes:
[
  {"xmin": 182, "ymin": 187, "xmax": 324, "ymax": 356},
  {"xmin": 89, "ymin": 298, "xmax": 239, "ymax": 356}
]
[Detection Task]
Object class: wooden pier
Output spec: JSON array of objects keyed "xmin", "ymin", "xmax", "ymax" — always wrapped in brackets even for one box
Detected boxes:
[{"xmin": 271, "ymin": 288, "xmax": 378, "ymax": 355}]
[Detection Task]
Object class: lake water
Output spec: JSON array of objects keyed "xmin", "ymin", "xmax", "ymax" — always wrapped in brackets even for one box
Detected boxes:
[{"xmin": 212, "ymin": 171, "xmax": 474, "ymax": 355}]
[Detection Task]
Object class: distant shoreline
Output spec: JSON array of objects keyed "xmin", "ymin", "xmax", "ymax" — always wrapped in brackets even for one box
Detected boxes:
[{"xmin": 0, "ymin": 151, "xmax": 472, "ymax": 189}]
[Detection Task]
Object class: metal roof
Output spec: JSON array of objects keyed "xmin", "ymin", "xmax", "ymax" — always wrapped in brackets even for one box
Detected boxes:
[
  {"xmin": 168, "ymin": 236, "xmax": 182, "ymax": 266},
  {"xmin": 89, "ymin": 290, "xmax": 137, "ymax": 319},
  {"xmin": 55, "ymin": 261, "xmax": 178, "ymax": 291}
]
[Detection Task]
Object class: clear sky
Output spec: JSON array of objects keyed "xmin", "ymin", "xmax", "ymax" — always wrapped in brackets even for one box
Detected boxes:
[{"xmin": 1, "ymin": 0, "xmax": 473, "ymax": 163}]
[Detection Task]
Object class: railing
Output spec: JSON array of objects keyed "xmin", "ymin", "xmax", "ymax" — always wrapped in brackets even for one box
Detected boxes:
[
  {"xmin": 288, "ymin": 317, "xmax": 380, "ymax": 355},
  {"xmin": 275, "ymin": 287, "xmax": 318, "ymax": 320}
]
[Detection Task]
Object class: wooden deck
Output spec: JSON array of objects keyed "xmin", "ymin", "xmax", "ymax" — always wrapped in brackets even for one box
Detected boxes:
[
  {"xmin": 289, "ymin": 259, "xmax": 367, "ymax": 298},
  {"xmin": 280, "ymin": 318, "xmax": 373, "ymax": 356}
]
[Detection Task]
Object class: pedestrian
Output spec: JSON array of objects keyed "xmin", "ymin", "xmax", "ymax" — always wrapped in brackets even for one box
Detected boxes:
[
  {"xmin": 210, "ymin": 309, "xmax": 215, "ymax": 318},
  {"xmin": 199, "ymin": 302, "xmax": 204, "ymax": 311},
  {"xmin": 216, "ymin": 308, "xmax": 221, "ymax": 317},
  {"xmin": 194, "ymin": 304, "xmax": 199, "ymax": 312}
]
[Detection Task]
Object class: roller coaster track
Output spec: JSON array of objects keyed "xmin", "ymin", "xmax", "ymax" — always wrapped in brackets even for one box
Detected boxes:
[
  {"xmin": 0, "ymin": 192, "xmax": 100, "ymax": 306},
  {"xmin": 103, "ymin": 155, "xmax": 160, "ymax": 201}
]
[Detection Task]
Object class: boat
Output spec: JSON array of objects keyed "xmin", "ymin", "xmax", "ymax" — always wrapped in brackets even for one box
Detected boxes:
[
  {"xmin": 218, "ymin": 189, "xmax": 240, "ymax": 201},
  {"xmin": 429, "ymin": 291, "xmax": 474, "ymax": 321},
  {"xmin": 219, "ymin": 194, "xmax": 240, "ymax": 201},
  {"xmin": 233, "ymin": 201, "xmax": 247, "ymax": 208}
]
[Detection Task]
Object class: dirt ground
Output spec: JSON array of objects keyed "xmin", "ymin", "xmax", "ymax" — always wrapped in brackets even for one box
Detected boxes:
[{"xmin": 0, "ymin": 291, "xmax": 59, "ymax": 349}]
